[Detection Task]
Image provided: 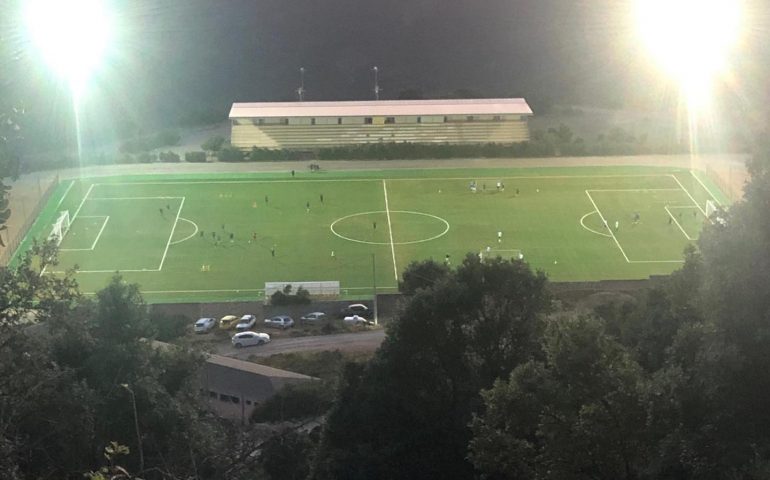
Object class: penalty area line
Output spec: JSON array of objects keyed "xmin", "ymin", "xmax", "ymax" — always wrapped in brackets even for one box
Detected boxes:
[
  {"xmin": 158, "ymin": 197, "xmax": 185, "ymax": 271},
  {"xmin": 382, "ymin": 180, "xmax": 399, "ymax": 281}
]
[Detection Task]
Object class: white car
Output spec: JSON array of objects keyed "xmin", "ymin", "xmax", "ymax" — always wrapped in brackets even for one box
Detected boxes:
[
  {"xmin": 193, "ymin": 317, "xmax": 216, "ymax": 333},
  {"xmin": 343, "ymin": 315, "xmax": 373, "ymax": 326},
  {"xmin": 300, "ymin": 312, "xmax": 327, "ymax": 322},
  {"xmin": 264, "ymin": 315, "xmax": 295, "ymax": 329},
  {"xmin": 235, "ymin": 314, "xmax": 257, "ymax": 331},
  {"xmin": 231, "ymin": 331, "xmax": 271, "ymax": 348}
]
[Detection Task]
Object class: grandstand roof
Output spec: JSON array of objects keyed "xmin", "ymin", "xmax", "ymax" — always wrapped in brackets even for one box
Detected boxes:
[{"xmin": 229, "ymin": 98, "xmax": 533, "ymax": 119}]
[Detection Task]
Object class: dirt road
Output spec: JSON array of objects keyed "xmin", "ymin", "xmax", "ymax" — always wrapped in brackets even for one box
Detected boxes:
[{"xmin": 216, "ymin": 329, "xmax": 386, "ymax": 359}]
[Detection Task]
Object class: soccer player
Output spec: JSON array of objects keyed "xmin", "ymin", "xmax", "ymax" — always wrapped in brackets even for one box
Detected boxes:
[
  {"xmin": 501, "ymin": 182, "xmax": 505, "ymax": 192},
  {"xmin": 320, "ymin": 193, "xmax": 324, "ymax": 204},
  {"xmin": 497, "ymin": 231, "xmax": 502, "ymax": 243},
  {"xmin": 291, "ymin": 170, "xmax": 295, "ymax": 177},
  {"xmin": 229, "ymin": 233, "xmax": 234, "ymax": 243},
  {"xmin": 265, "ymin": 195, "xmax": 269, "ymax": 205},
  {"xmin": 159, "ymin": 208, "xmax": 164, "ymax": 216},
  {"xmin": 614, "ymin": 220, "xmax": 619, "ymax": 231},
  {"xmin": 668, "ymin": 217, "xmax": 673, "ymax": 225},
  {"xmin": 373, "ymin": 221, "xmax": 377, "ymax": 230},
  {"xmin": 271, "ymin": 246, "xmax": 275, "ymax": 258},
  {"xmin": 200, "ymin": 230, "xmax": 204, "ymax": 238},
  {"xmin": 445, "ymin": 254, "xmax": 451, "ymax": 265},
  {"xmin": 496, "ymin": 181, "xmax": 501, "ymax": 191},
  {"xmin": 306, "ymin": 201, "xmax": 310, "ymax": 212},
  {"xmin": 252, "ymin": 232, "xmax": 257, "ymax": 242},
  {"xmin": 516, "ymin": 188, "xmax": 520, "ymax": 196},
  {"xmin": 634, "ymin": 212, "xmax": 640, "ymax": 224}
]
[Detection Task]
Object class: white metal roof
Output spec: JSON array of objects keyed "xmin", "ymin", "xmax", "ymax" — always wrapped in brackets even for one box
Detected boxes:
[{"xmin": 229, "ymin": 98, "xmax": 533, "ymax": 119}]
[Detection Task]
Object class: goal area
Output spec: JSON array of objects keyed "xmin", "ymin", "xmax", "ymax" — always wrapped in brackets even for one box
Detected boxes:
[{"xmin": 48, "ymin": 211, "xmax": 71, "ymax": 246}]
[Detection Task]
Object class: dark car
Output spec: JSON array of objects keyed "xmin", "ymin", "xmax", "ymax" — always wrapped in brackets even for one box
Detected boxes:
[{"xmin": 339, "ymin": 303, "xmax": 369, "ymax": 317}]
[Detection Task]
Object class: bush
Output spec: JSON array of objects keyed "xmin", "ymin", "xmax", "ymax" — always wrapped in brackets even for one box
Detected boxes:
[
  {"xmin": 151, "ymin": 313, "xmax": 190, "ymax": 342},
  {"xmin": 250, "ymin": 380, "xmax": 333, "ymax": 423},
  {"xmin": 136, "ymin": 152, "xmax": 156, "ymax": 163},
  {"xmin": 270, "ymin": 285, "xmax": 311, "ymax": 305},
  {"xmin": 158, "ymin": 151, "xmax": 180, "ymax": 163},
  {"xmin": 201, "ymin": 135, "xmax": 226, "ymax": 152},
  {"xmin": 184, "ymin": 151, "xmax": 207, "ymax": 163},
  {"xmin": 217, "ymin": 146, "xmax": 246, "ymax": 162}
]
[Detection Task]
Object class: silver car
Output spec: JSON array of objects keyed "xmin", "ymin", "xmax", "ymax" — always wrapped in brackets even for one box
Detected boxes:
[
  {"xmin": 194, "ymin": 317, "xmax": 216, "ymax": 334},
  {"xmin": 264, "ymin": 315, "xmax": 294, "ymax": 329},
  {"xmin": 231, "ymin": 331, "xmax": 271, "ymax": 348}
]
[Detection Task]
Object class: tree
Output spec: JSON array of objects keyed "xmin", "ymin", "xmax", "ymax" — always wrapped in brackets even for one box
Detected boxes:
[
  {"xmin": 398, "ymin": 259, "xmax": 451, "ymax": 294},
  {"xmin": 469, "ymin": 316, "xmax": 650, "ymax": 480},
  {"xmin": 201, "ymin": 135, "xmax": 226, "ymax": 152},
  {"xmin": 313, "ymin": 255, "xmax": 550, "ymax": 479}
]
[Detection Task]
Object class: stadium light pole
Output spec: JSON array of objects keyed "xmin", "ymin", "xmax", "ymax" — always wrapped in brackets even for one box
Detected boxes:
[
  {"xmin": 372, "ymin": 66, "xmax": 381, "ymax": 101},
  {"xmin": 120, "ymin": 383, "xmax": 144, "ymax": 473},
  {"xmin": 297, "ymin": 67, "xmax": 306, "ymax": 101}
]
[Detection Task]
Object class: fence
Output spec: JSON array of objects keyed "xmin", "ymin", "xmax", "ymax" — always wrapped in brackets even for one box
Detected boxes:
[
  {"xmin": 264, "ymin": 281, "xmax": 341, "ymax": 298},
  {"xmin": 0, "ymin": 175, "xmax": 60, "ymax": 267}
]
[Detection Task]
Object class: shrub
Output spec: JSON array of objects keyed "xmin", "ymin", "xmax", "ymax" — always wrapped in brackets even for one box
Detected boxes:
[
  {"xmin": 217, "ymin": 146, "xmax": 245, "ymax": 162},
  {"xmin": 250, "ymin": 380, "xmax": 334, "ymax": 423},
  {"xmin": 270, "ymin": 285, "xmax": 311, "ymax": 305},
  {"xmin": 201, "ymin": 135, "xmax": 226, "ymax": 152},
  {"xmin": 136, "ymin": 152, "xmax": 156, "ymax": 163},
  {"xmin": 151, "ymin": 313, "xmax": 190, "ymax": 342},
  {"xmin": 158, "ymin": 151, "xmax": 180, "ymax": 163},
  {"xmin": 184, "ymin": 151, "xmax": 207, "ymax": 163}
]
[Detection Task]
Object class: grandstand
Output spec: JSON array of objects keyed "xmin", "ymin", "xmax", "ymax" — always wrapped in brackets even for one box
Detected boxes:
[{"xmin": 229, "ymin": 98, "xmax": 533, "ymax": 149}]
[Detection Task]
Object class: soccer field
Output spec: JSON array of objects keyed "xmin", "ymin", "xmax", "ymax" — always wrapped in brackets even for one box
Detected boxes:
[{"xmin": 19, "ymin": 165, "xmax": 728, "ymax": 302}]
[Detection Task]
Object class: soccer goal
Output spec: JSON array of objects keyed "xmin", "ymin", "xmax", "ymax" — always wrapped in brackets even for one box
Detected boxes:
[
  {"xmin": 705, "ymin": 199, "xmax": 720, "ymax": 217},
  {"xmin": 480, "ymin": 248, "xmax": 524, "ymax": 262},
  {"xmin": 49, "ymin": 210, "xmax": 71, "ymax": 246}
]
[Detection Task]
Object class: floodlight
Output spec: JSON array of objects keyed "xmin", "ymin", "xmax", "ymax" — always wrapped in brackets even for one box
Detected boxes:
[
  {"xmin": 25, "ymin": 0, "xmax": 112, "ymax": 96},
  {"xmin": 635, "ymin": 0, "xmax": 742, "ymax": 109}
]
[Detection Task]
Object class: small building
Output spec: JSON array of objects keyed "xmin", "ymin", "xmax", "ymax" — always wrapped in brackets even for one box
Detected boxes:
[
  {"xmin": 229, "ymin": 98, "xmax": 533, "ymax": 150},
  {"xmin": 201, "ymin": 353, "xmax": 316, "ymax": 423}
]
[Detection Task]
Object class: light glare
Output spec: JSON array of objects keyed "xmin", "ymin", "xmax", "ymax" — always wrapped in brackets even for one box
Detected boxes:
[
  {"xmin": 635, "ymin": 0, "xmax": 742, "ymax": 109},
  {"xmin": 25, "ymin": 0, "xmax": 111, "ymax": 95}
]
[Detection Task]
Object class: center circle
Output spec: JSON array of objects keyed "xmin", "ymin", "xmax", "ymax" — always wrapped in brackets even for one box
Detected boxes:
[{"xmin": 330, "ymin": 210, "xmax": 450, "ymax": 245}]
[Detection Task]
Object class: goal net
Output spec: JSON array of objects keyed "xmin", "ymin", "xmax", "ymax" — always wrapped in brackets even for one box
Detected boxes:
[
  {"xmin": 705, "ymin": 199, "xmax": 719, "ymax": 217},
  {"xmin": 479, "ymin": 248, "xmax": 524, "ymax": 262},
  {"xmin": 49, "ymin": 211, "xmax": 71, "ymax": 246}
]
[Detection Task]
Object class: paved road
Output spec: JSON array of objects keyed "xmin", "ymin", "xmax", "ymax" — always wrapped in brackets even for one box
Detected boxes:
[{"xmin": 217, "ymin": 329, "xmax": 387, "ymax": 359}]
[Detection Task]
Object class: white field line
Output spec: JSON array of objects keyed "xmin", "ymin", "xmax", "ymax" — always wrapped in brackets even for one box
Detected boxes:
[
  {"xmin": 53, "ymin": 180, "xmax": 76, "ymax": 210},
  {"xmin": 169, "ymin": 218, "xmax": 199, "ymax": 245},
  {"xmin": 89, "ymin": 196, "xmax": 184, "ymax": 200},
  {"xmin": 42, "ymin": 183, "xmax": 95, "ymax": 275},
  {"xmin": 46, "ymin": 268, "xmax": 159, "ymax": 274},
  {"xmin": 670, "ymin": 174, "xmax": 707, "ymax": 215},
  {"xmin": 76, "ymin": 285, "xmax": 402, "ymax": 295},
  {"xmin": 586, "ymin": 188, "xmax": 681, "ymax": 192},
  {"xmin": 72, "ymin": 183, "xmax": 95, "ymax": 221},
  {"xmin": 59, "ymin": 216, "xmax": 111, "ymax": 252},
  {"xmin": 89, "ymin": 216, "xmax": 110, "ymax": 250},
  {"xmin": 580, "ymin": 211, "xmax": 612, "ymax": 238},
  {"xmin": 690, "ymin": 170, "xmax": 722, "ymax": 205},
  {"xmin": 382, "ymin": 180, "xmax": 399, "ymax": 281},
  {"xmin": 92, "ymin": 173, "xmax": 680, "ymax": 187},
  {"xmin": 584, "ymin": 190, "xmax": 631, "ymax": 263},
  {"xmin": 158, "ymin": 197, "xmax": 185, "ymax": 271},
  {"xmin": 665, "ymin": 206, "xmax": 695, "ymax": 241}
]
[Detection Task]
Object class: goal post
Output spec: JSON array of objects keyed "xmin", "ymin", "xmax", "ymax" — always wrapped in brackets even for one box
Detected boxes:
[
  {"xmin": 49, "ymin": 210, "xmax": 71, "ymax": 246},
  {"xmin": 705, "ymin": 199, "xmax": 719, "ymax": 217},
  {"xmin": 479, "ymin": 248, "xmax": 524, "ymax": 262}
]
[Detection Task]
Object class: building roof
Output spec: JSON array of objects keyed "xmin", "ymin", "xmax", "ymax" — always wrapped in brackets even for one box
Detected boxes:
[{"xmin": 229, "ymin": 98, "xmax": 533, "ymax": 119}]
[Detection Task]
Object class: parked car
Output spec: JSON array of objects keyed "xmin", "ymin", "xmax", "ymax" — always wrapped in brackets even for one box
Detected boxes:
[
  {"xmin": 231, "ymin": 331, "xmax": 271, "ymax": 348},
  {"xmin": 343, "ymin": 315, "xmax": 373, "ymax": 326},
  {"xmin": 219, "ymin": 315, "xmax": 239, "ymax": 329},
  {"xmin": 340, "ymin": 303, "xmax": 369, "ymax": 317},
  {"xmin": 300, "ymin": 312, "xmax": 327, "ymax": 322},
  {"xmin": 235, "ymin": 314, "xmax": 257, "ymax": 331},
  {"xmin": 193, "ymin": 317, "xmax": 216, "ymax": 334},
  {"xmin": 264, "ymin": 315, "xmax": 295, "ymax": 329}
]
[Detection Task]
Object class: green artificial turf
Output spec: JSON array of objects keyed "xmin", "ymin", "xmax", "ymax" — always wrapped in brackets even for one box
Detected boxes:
[{"xmin": 19, "ymin": 165, "xmax": 729, "ymax": 303}]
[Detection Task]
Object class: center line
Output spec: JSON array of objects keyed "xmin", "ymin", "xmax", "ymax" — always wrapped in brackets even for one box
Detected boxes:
[{"xmin": 382, "ymin": 180, "xmax": 398, "ymax": 281}]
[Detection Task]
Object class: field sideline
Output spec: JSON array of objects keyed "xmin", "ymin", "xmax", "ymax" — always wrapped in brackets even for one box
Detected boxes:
[{"xmin": 14, "ymin": 165, "xmax": 729, "ymax": 303}]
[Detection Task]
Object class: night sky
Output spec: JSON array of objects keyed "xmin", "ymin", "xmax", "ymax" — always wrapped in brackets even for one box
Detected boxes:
[{"xmin": 3, "ymin": 0, "xmax": 769, "ymax": 148}]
